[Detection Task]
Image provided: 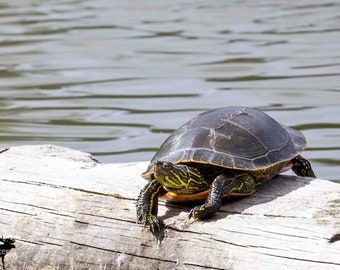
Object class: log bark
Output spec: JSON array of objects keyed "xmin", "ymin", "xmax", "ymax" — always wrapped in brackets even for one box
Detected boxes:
[{"xmin": 0, "ymin": 145, "xmax": 339, "ymax": 270}]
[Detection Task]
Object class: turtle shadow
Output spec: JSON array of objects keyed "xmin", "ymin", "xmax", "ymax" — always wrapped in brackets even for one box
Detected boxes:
[
  {"xmin": 160, "ymin": 174, "xmax": 315, "ymax": 226},
  {"xmin": 217, "ymin": 174, "xmax": 314, "ymax": 217}
]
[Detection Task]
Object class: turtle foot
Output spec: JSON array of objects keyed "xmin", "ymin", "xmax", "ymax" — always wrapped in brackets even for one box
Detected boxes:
[
  {"xmin": 137, "ymin": 214, "xmax": 164, "ymax": 232},
  {"xmin": 189, "ymin": 204, "xmax": 217, "ymax": 221}
]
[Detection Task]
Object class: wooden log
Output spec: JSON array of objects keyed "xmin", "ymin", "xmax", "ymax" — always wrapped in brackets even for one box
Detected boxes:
[{"xmin": 0, "ymin": 145, "xmax": 339, "ymax": 270}]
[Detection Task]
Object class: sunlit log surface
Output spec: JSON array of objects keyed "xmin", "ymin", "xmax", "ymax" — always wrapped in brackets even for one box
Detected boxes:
[{"xmin": 0, "ymin": 145, "xmax": 339, "ymax": 270}]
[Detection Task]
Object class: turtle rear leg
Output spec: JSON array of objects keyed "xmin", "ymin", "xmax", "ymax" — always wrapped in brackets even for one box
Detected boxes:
[
  {"xmin": 189, "ymin": 172, "xmax": 256, "ymax": 220},
  {"xmin": 292, "ymin": 155, "xmax": 316, "ymax": 178}
]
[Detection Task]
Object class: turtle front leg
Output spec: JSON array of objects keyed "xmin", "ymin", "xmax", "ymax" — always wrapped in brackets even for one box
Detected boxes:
[
  {"xmin": 136, "ymin": 179, "xmax": 166, "ymax": 232},
  {"xmin": 291, "ymin": 155, "xmax": 316, "ymax": 178},
  {"xmin": 189, "ymin": 173, "xmax": 256, "ymax": 220}
]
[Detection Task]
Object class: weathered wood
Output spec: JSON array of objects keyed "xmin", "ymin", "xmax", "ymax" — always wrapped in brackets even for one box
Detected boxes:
[{"xmin": 0, "ymin": 145, "xmax": 339, "ymax": 270}]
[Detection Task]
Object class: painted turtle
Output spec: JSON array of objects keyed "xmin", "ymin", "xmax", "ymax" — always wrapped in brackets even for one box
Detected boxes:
[{"xmin": 136, "ymin": 106, "xmax": 316, "ymax": 231}]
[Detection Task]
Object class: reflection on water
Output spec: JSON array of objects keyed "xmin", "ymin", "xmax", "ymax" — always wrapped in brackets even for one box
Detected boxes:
[{"xmin": 0, "ymin": 1, "xmax": 339, "ymax": 182}]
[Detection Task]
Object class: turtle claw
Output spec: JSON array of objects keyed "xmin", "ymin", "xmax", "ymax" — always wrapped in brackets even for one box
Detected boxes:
[
  {"xmin": 189, "ymin": 206, "xmax": 202, "ymax": 220},
  {"xmin": 137, "ymin": 214, "xmax": 164, "ymax": 232}
]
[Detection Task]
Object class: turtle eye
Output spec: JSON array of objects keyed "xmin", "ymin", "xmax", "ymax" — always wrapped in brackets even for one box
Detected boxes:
[{"xmin": 163, "ymin": 162, "xmax": 173, "ymax": 168}]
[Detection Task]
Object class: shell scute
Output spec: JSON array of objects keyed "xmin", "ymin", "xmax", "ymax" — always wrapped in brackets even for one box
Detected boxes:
[{"xmin": 144, "ymin": 106, "xmax": 306, "ymax": 176}]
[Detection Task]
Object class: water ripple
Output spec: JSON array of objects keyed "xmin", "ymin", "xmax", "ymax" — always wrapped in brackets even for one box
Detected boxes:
[{"xmin": 0, "ymin": 0, "xmax": 339, "ymax": 182}]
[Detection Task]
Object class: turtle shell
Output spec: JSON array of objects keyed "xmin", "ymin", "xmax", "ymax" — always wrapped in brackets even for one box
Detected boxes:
[{"xmin": 143, "ymin": 106, "xmax": 306, "ymax": 178}]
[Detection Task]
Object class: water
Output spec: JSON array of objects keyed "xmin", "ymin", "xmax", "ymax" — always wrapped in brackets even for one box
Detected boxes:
[{"xmin": 0, "ymin": 0, "xmax": 339, "ymax": 182}]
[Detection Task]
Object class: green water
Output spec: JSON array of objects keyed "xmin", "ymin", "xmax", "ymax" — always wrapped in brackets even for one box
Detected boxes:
[{"xmin": 0, "ymin": 1, "xmax": 339, "ymax": 182}]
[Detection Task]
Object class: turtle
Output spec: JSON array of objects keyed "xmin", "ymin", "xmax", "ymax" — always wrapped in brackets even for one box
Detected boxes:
[{"xmin": 136, "ymin": 106, "xmax": 316, "ymax": 231}]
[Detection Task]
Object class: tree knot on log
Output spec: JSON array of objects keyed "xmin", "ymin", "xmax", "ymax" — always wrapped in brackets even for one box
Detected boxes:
[{"xmin": 329, "ymin": 234, "xmax": 340, "ymax": 243}]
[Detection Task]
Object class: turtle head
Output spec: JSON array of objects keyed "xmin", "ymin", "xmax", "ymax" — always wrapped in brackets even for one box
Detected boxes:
[{"xmin": 153, "ymin": 161, "xmax": 209, "ymax": 194}]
